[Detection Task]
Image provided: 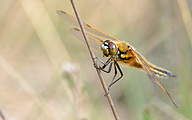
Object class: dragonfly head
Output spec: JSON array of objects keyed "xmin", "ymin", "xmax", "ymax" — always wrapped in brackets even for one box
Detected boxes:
[{"xmin": 101, "ymin": 40, "xmax": 117, "ymax": 57}]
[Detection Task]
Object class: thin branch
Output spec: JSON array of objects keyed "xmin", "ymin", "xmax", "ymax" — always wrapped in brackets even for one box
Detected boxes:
[{"xmin": 70, "ymin": 0, "xmax": 120, "ymax": 120}]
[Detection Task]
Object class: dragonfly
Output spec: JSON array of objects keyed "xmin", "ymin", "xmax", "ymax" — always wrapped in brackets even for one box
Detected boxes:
[{"xmin": 57, "ymin": 10, "xmax": 177, "ymax": 107}]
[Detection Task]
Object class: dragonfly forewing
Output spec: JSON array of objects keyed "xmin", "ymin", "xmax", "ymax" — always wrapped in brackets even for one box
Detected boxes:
[
  {"xmin": 57, "ymin": 10, "xmax": 120, "ymax": 42},
  {"xmin": 71, "ymin": 28, "xmax": 104, "ymax": 50}
]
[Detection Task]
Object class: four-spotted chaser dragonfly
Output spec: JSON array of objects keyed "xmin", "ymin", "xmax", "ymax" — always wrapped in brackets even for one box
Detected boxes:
[{"xmin": 57, "ymin": 10, "xmax": 177, "ymax": 107}]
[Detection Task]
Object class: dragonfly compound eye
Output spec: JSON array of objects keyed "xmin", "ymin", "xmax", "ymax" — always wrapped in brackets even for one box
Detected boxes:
[{"xmin": 101, "ymin": 40, "xmax": 117, "ymax": 57}]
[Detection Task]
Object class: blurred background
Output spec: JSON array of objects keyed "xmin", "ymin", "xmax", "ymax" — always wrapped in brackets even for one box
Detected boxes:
[{"xmin": 0, "ymin": 0, "xmax": 191, "ymax": 120}]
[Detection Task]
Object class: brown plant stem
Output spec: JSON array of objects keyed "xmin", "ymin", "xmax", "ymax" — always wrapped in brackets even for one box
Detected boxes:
[{"xmin": 70, "ymin": 0, "xmax": 120, "ymax": 120}]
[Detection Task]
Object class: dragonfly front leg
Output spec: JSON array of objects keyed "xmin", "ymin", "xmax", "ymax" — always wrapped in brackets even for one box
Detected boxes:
[{"xmin": 93, "ymin": 56, "xmax": 114, "ymax": 73}]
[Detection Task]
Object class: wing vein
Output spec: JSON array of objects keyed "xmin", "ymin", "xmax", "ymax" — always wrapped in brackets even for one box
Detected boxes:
[{"xmin": 131, "ymin": 48, "xmax": 177, "ymax": 108}]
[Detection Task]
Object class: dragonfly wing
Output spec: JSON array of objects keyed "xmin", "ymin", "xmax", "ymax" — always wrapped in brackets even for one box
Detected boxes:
[
  {"xmin": 131, "ymin": 48, "xmax": 177, "ymax": 108},
  {"xmin": 57, "ymin": 10, "xmax": 120, "ymax": 42},
  {"xmin": 70, "ymin": 28, "xmax": 103, "ymax": 50}
]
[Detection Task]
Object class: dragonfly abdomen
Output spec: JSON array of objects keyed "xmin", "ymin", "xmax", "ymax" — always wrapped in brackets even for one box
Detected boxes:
[{"xmin": 149, "ymin": 65, "xmax": 177, "ymax": 78}]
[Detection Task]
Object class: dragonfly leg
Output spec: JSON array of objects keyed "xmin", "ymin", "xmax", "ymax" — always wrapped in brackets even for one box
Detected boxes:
[
  {"xmin": 105, "ymin": 60, "xmax": 123, "ymax": 96},
  {"xmin": 100, "ymin": 62, "xmax": 113, "ymax": 73},
  {"xmin": 93, "ymin": 56, "xmax": 114, "ymax": 73},
  {"xmin": 93, "ymin": 57, "xmax": 106, "ymax": 64}
]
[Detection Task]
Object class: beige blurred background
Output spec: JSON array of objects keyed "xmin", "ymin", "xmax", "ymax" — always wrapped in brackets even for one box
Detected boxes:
[{"xmin": 0, "ymin": 0, "xmax": 191, "ymax": 120}]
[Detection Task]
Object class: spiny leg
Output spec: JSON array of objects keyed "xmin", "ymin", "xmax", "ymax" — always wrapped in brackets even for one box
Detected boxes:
[
  {"xmin": 93, "ymin": 56, "xmax": 114, "ymax": 73},
  {"xmin": 101, "ymin": 62, "xmax": 113, "ymax": 73},
  {"xmin": 104, "ymin": 62, "xmax": 117, "ymax": 96},
  {"xmin": 105, "ymin": 60, "xmax": 123, "ymax": 96},
  {"xmin": 93, "ymin": 57, "xmax": 106, "ymax": 65},
  {"xmin": 93, "ymin": 57, "xmax": 123, "ymax": 96}
]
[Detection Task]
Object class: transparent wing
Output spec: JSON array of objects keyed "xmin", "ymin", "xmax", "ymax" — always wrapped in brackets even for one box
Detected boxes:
[
  {"xmin": 57, "ymin": 10, "xmax": 120, "ymax": 42},
  {"xmin": 131, "ymin": 48, "xmax": 177, "ymax": 108},
  {"xmin": 70, "ymin": 28, "xmax": 103, "ymax": 50}
]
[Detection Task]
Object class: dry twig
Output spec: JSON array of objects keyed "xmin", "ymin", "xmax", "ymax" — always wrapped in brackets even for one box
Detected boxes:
[{"xmin": 70, "ymin": 0, "xmax": 120, "ymax": 119}]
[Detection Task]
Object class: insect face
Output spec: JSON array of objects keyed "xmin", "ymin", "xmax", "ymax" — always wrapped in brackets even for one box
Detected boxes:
[{"xmin": 101, "ymin": 40, "xmax": 117, "ymax": 57}]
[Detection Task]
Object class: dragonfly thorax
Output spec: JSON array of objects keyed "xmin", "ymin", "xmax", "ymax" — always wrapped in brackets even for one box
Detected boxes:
[{"xmin": 101, "ymin": 40, "xmax": 118, "ymax": 57}]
